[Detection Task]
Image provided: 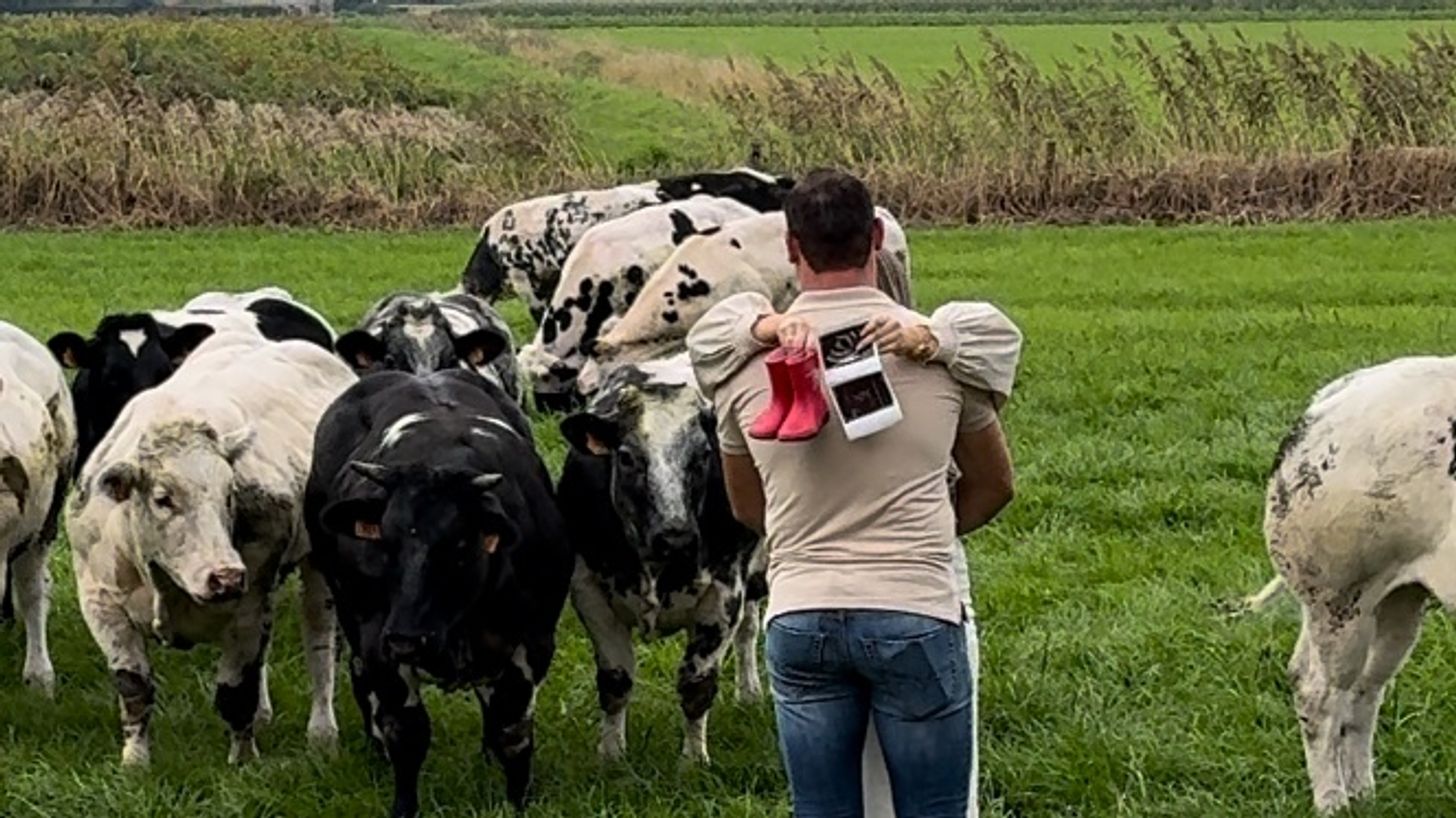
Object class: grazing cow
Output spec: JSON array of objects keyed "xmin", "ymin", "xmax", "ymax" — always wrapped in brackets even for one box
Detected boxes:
[
  {"xmin": 558, "ymin": 356, "xmax": 764, "ymax": 763},
  {"xmin": 306, "ymin": 369, "xmax": 571, "ymax": 818},
  {"xmin": 460, "ymin": 168, "xmax": 794, "ymax": 319},
  {"xmin": 335, "ymin": 290, "xmax": 522, "ymax": 405},
  {"xmin": 586, "ymin": 208, "xmax": 914, "ymax": 383},
  {"xmin": 1265, "ymin": 357, "xmax": 1456, "ymax": 813},
  {"xmin": 46, "ymin": 287, "xmax": 336, "ymax": 469},
  {"xmin": 518, "ymin": 197, "xmax": 761, "ymax": 411},
  {"xmin": 0, "ymin": 321, "xmax": 78, "ymax": 696},
  {"xmin": 67, "ymin": 332, "xmax": 353, "ymax": 767}
]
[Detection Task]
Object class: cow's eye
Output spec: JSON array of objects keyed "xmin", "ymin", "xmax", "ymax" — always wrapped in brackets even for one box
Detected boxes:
[{"xmin": 153, "ymin": 494, "xmax": 176, "ymax": 512}]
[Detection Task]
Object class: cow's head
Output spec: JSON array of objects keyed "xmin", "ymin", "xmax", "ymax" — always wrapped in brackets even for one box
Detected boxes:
[
  {"xmin": 47, "ymin": 314, "xmax": 215, "ymax": 467},
  {"xmin": 518, "ymin": 342, "xmax": 583, "ymax": 414},
  {"xmin": 95, "ymin": 419, "xmax": 253, "ymax": 605},
  {"xmin": 318, "ymin": 462, "xmax": 517, "ymax": 666},
  {"xmin": 657, "ymin": 168, "xmax": 796, "ymax": 213},
  {"xmin": 337, "ymin": 296, "xmax": 508, "ymax": 378},
  {"xmin": 561, "ymin": 362, "xmax": 717, "ymax": 568}
]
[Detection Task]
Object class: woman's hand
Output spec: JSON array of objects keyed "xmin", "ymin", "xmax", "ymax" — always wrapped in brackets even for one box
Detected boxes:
[
  {"xmin": 858, "ymin": 314, "xmax": 940, "ymax": 362},
  {"xmin": 751, "ymin": 313, "xmax": 814, "ymax": 351}
]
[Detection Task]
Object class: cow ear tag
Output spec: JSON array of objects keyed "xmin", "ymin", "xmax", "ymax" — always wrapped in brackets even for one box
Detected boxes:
[
  {"xmin": 482, "ymin": 533, "xmax": 500, "ymax": 554},
  {"xmin": 355, "ymin": 521, "xmax": 382, "ymax": 541},
  {"xmin": 584, "ymin": 434, "xmax": 611, "ymax": 456}
]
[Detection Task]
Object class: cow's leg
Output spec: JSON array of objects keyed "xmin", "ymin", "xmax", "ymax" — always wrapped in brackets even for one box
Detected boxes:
[
  {"xmin": 680, "ymin": 577, "xmax": 743, "ymax": 764},
  {"xmin": 348, "ymin": 653, "xmax": 385, "ymax": 754},
  {"xmin": 299, "ymin": 561, "xmax": 339, "ymax": 749},
  {"xmin": 571, "ymin": 561, "xmax": 636, "ymax": 761},
  {"xmin": 11, "ymin": 542, "xmax": 54, "ymax": 696},
  {"xmin": 215, "ymin": 600, "xmax": 271, "ymax": 765},
  {"xmin": 372, "ymin": 665, "xmax": 430, "ymax": 818},
  {"xmin": 733, "ymin": 598, "xmax": 763, "ymax": 703},
  {"xmin": 1339, "ymin": 584, "xmax": 1427, "ymax": 801},
  {"xmin": 477, "ymin": 645, "xmax": 545, "ymax": 809},
  {"xmin": 78, "ymin": 584, "xmax": 153, "ymax": 766},
  {"xmin": 1289, "ymin": 604, "xmax": 1375, "ymax": 814}
]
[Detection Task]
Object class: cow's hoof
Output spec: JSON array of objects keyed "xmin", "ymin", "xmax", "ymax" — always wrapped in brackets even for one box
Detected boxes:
[
  {"xmin": 228, "ymin": 737, "xmax": 259, "ymax": 765},
  {"xmin": 680, "ymin": 741, "xmax": 710, "ymax": 766},
  {"xmin": 735, "ymin": 677, "xmax": 763, "ymax": 704},
  {"xmin": 23, "ymin": 666, "xmax": 56, "ymax": 699},
  {"xmin": 121, "ymin": 741, "xmax": 150, "ymax": 768},
  {"xmin": 307, "ymin": 718, "xmax": 340, "ymax": 753},
  {"xmin": 598, "ymin": 733, "xmax": 627, "ymax": 763},
  {"xmin": 1313, "ymin": 788, "xmax": 1351, "ymax": 815}
]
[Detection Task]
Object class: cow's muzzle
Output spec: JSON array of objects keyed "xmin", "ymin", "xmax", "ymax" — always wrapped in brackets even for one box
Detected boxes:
[
  {"xmin": 201, "ymin": 566, "xmax": 247, "ymax": 603},
  {"xmin": 383, "ymin": 631, "xmax": 436, "ymax": 663}
]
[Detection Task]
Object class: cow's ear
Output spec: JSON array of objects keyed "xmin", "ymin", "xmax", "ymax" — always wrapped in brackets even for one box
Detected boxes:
[
  {"xmin": 454, "ymin": 326, "xmax": 509, "ymax": 369},
  {"xmin": 159, "ymin": 323, "xmax": 215, "ymax": 364},
  {"xmin": 560, "ymin": 412, "xmax": 618, "ymax": 456},
  {"xmin": 320, "ymin": 498, "xmax": 385, "ymax": 542},
  {"xmin": 47, "ymin": 332, "xmax": 88, "ymax": 369},
  {"xmin": 98, "ymin": 461, "xmax": 139, "ymax": 503},
  {"xmin": 220, "ymin": 428, "xmax": 253, "ymax": 464},
  {"xmin": 473, "ymin": 480, "xmax": 518, "ymax": 556},
  {"xmin": 336, "ymin": 331, "xmax": 386, "ymax": 372}
]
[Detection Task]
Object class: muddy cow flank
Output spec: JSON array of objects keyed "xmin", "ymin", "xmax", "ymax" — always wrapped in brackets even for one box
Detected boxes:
[
  {"xmin": 47, "ymin": 288, "xmax": 336, "ymax": 469},
  {"xmin": 336, "ymin": 290, "xmax": 522, "ymax": 405},
  {"xmin": 558, "ymin": 355, "xmax": 764, "ymax": 763},
  {"xmin": 0, "ymin": 321, "xmax": 78, "ymax": 697},
  {"xmin": 67, "ymin": 332, "xmax": 353, "ymax": 769},
  {"xmin": 459, "ymin": 168, "xmax": 795, "ymax": 320},
  {"xmin": 306, "ymin": 369, "xmax": 570, "ymax": 818},
  {"xmin": 518, "ymin": 196, "xmax": 760, "ymax": 411}
]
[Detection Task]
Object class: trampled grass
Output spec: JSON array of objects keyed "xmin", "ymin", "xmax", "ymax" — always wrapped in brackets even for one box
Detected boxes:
[
  {"xmin": 571, "ymin": 18, "xmax": 1456, "ymax": 84},
  {"xmin": 4, "ymin": 222, "xmax": 1456, "ymax": 816}
]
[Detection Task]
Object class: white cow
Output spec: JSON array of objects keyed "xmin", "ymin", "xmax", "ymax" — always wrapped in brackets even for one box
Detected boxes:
[
  {"xmin": 586, "ymin": 208, "xmax": 913, "ymax": 386},
  {"xmin": 0, "ymin": 321, "xmax": 78, "ymax": 697},
  {"xmin": 67, "ymin": 331, "xmax": 355, "ymax": 767},
  {"xmin": 1266, "ymin": 356, "xmax": 1456, "ymax": 813},
  {"xmin": 518, "ymin": 196, "xmax": 760, "ymax": 410}
]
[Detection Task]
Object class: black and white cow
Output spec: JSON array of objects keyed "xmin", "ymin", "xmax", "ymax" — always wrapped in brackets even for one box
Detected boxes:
[
  {"xmin": 518, "ymin": 196, "xmax": 760, "ymax": 412},
  {"xmin": 67, "ymin": 331, "xmax": 353, "ymax": 767},
  {"xmin": 460, "ymin": 168, "xmax": 795, "ymax": 320},
  {"xmin": 0, "ymin": 321, "xmax": 78, "ymax": 696},
  {"xmin": 46, "ymin": 287, "xmax": 336, "ymax": 469},
  {"xmin": 558, "ymin": 355, "xmax": 764, "ymax": 763},
  {"xmin": 306, "ymin": 369, "xmax": 571, "ymax": 818},
  {"xmin": 335, "ymin": 290, "xmax": 522, "ymax": 405}
]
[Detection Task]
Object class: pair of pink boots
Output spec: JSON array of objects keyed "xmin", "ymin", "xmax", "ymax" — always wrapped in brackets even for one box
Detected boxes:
[{"xmin": 749, "ymin": 347, "xmax": 829, "ymax": 442}]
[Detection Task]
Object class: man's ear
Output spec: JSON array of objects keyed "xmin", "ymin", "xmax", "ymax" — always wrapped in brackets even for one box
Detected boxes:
[
  {"xmin": 785, "ymin": 232, "xmax": 802, "ymax": 266},
  {"xmin": 560, "ymin": 412, "xmax": 619, "ymax": 456},
  {"xmin": 871, "ymin": 216, "xmax": 885, "ymax": 253},
  {"xmin": 159, "ymin": 323, "xmax": 215, "ymax": 364},
  {"xmin": 319, "ymin": 497, "xmax": 386, "ymax": 541},
  {"xmin": 454, "ymin": 326, "xmax": 509, "ymax": 369},
  {"xmin": 98, "ymin": 461, "xmax": 140, "ymax": 503},
  {"xmin": 336, "ymin": 331, "xmax": 387, "ymax": 373},
  {"xmin": 47, "ymin": 332, "xmax": 89, "ymax": 369}
]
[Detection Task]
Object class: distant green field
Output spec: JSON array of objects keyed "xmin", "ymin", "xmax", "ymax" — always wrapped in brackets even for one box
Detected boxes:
[
  {"xmin": 7, "ymin": 221, "xmax": 1456, "ymax": 815},
  {"xmin": 572, "ymin": 19, "xmax": 1456, "ymax": 82}
]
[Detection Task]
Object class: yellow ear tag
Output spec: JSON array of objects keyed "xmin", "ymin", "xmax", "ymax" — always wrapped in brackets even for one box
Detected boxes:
[
  {"xmin": 482, "ymin": 533, "xmax": 500, "ymax": 554},
  {"xmin": 355, "ymin": 521, "xmax": 382, "ymax": 541}
]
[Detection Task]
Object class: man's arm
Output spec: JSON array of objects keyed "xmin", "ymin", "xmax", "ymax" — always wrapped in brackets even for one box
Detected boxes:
[
  {"xmin": 951, "ymin": 417, "xmax": 1014, "ymax": 536},
  {"xmin": 722, "ymin": 453, "xmax": 767, "ymax": 536}
]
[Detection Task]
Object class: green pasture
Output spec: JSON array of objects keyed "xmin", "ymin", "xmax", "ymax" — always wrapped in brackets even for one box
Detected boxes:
[{"xmin": 4, "ymin": 220, "xmax": 1456, "ymax": 815}]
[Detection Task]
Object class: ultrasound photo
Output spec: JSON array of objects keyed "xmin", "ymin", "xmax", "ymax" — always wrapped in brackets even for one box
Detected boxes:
[
  {"xmin": 819, "ymin": 323, "xmax": 873, "ymax": 369},
  {"xmin": 832, "ymin": 374, "xmax": 896, "ymax": 421}
]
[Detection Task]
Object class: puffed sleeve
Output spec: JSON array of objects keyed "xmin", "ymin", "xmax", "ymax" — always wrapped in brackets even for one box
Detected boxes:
[
  {"xmin": 927, "ymin": 302, "xmax": 1023, "ymax": 411},
  {"xmin": 686, "ymin": 292, "xmax": 775, "ymax": 402}
]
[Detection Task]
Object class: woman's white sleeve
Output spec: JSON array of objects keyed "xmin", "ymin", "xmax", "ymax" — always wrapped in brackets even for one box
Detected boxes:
[
  {"xmin": 685, "ymin": 292, "xmax": 776, "ymax": 401},
  {"xmin": 927, "ymin": 302, "xmax": 1024, "ymax": 410}
]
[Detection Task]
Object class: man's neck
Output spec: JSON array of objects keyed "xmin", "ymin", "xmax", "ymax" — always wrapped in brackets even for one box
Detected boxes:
[{"xmin": 797, "ymin": 266, "xmax": 875, "ymax": 292}]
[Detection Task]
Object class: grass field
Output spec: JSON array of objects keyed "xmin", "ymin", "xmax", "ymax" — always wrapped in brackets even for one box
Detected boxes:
[
  {"xmin": 5, "ymin": 220, "xmax": 1456, "ymax": 816},
  {"xmin": 571, "ymin": 18, "xmax": 1456, "ymax": 83}
]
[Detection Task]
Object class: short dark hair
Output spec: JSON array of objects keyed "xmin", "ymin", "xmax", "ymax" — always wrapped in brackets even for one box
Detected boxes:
[{"xmin": 783, "ymin": 168, "xmax": 875, "ymax": 272}]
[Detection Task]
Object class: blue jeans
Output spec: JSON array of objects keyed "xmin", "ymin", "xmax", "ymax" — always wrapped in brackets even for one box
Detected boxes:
[{"xmin": 767, "ymin": 610, "xmax": 974, "ymax": 818}]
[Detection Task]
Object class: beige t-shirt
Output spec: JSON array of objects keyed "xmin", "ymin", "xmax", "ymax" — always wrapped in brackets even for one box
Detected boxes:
[{"xmin": 709, "ymin": 287, "xmax": 996, "ymax": 625}]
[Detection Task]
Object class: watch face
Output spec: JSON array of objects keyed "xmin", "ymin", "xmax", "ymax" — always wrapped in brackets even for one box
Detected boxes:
[
  {"xmin": 832, "ymin": 373, "xmax": 895, "ymax": 421},
  {"xmin": 819, "ymin": 323, "xmax": 873, "ymax": 369}
]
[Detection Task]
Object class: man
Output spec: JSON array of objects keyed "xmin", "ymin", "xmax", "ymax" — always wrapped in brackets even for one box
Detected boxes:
[{"xmin": 687, "ymin": 168, "xmax": 1017, "ymax": 818}]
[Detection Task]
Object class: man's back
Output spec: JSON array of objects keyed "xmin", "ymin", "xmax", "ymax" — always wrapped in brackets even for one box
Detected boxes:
[{"xmin": 711, "ymin": 286, "xmax": 996, "ymax": 625}]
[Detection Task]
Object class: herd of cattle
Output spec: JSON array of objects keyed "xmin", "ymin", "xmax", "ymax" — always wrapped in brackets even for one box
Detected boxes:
[
  {"xmin": 0, "ymin": 168, "xmax": 912, "ymax": 817},
  {"xmin": 4, "ymin": 165, "xmax": 1447, "ymax": 817}
]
